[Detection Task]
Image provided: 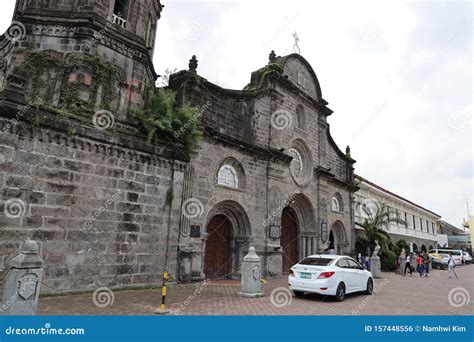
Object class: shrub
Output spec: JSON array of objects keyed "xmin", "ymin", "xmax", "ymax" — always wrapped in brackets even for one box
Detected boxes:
[{"xmin": 135, "ymin": 87, "xmax": 203, "ymax": 153}]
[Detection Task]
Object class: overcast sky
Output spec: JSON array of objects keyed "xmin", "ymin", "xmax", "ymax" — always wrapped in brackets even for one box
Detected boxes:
[{"xmin": 1, "ymin": 0, "xmax": 472, "ymax": 227}]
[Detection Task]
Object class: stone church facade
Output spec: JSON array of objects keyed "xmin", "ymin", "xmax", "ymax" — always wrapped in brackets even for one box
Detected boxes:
[{"xmin": 0, "ymin": 0, "xmax": 356, "ymax": 293}]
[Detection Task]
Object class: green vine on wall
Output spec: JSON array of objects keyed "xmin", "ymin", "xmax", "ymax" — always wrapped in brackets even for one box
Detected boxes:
[
  {"xmin": 245, "ymin": 62, "xmax": 283, "ymax": 90},
  {"xmin": 18, "ymin": 51, "xmax": 118, "ymax": 119}
]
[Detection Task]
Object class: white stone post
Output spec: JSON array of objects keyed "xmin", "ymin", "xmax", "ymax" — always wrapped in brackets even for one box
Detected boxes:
[
  {"xmin": 1, "ymin": 240, "xmax": 44, "ymax": 315},
  {"xmin": 238, "ymin": 247, "xmax": 264, "ymax": 298}
]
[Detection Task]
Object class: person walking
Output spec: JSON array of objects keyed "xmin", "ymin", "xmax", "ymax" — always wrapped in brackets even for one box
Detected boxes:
[
  {"xmin": 404, "ymin": 253, "xmax": 412, "ymax": 276},
  {"xmin": 358, "ymin": 252, "xmax": 362, "ymax": 264},
  {"xmin": 416, "ymin": 253, "xmax": 424, "ymax": 277},
  {"xmin": 423, "ymin": 252, "xmax": 430, "ymax": 277},
  {"xmin": 448, "ymin": 252, "xmax": 459, "ymax": 279}
]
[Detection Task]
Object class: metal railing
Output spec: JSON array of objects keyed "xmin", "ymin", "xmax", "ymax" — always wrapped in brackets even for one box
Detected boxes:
[{"xmin": 112, "ymin": 14, "xmax": 127, "ymax": 28}]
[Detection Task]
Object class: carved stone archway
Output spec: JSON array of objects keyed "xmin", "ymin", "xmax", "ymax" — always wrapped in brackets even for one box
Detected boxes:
[{"xmin": 203, "ymin": 201, "xmax": 251, "ymax": 279}]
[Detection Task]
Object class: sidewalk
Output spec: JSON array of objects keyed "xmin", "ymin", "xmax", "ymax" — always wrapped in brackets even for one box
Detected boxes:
[{"xmin": 38, "ymin": 266, "xmax": 474, "ymax": 315}]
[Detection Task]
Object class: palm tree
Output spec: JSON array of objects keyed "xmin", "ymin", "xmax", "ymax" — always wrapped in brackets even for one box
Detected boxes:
[{"xmin": 356, "ymin": 201, "xmax": 407, "ymax": 252}]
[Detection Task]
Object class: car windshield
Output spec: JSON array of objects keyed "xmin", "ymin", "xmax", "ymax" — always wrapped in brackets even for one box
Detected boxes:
[{"xmin": 299, "ymin": 257, "xmax": 333, "ymax": 266}]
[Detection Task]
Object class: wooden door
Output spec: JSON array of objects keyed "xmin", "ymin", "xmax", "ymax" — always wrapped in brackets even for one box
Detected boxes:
[
  {"xmin": 204, "ymin": 215, "xmax": 232, "ymax": 278},
  {"xmin": 281, "ymin": 207, "xmax": 299, "ymax": 273}
]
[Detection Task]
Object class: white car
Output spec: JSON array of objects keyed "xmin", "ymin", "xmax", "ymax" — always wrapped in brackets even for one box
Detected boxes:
[
  {"xmin": 462, "ymin": 252, "xmax": 472, "ymax": 264},
  {"xmin": 288, "ymin": 255, "xmax": 374, "ymax": 301},
  {"xmin": 429, "ymin": 249, "xmax": 463, "ymax": 265}
]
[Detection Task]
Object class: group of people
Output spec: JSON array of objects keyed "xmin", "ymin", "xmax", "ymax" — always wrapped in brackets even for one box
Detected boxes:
[
  {"xmin": 357, "ymin": 253, "xmax": 371, "ymax": 270},
  {"xmin": 395, "ymin": 251, "xmax": 430, "ymax": 277},
  {"xmin": 395, "ymin": 251, "xmax": 459, "ymax": 279}
]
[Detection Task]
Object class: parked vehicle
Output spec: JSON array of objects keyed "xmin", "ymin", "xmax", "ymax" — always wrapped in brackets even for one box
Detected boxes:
[
  {"xmin": 429, "ymin": 249, "xmax": 463, "ymax": 265},
  {"xmin": 430, "ymin": 253, "xmax": 449, "ymax": 270},
  {"xmin": 288, "ymin": 255, "xmax": 373, "ymax": 301},
  {"xmin": 462, "ymin": 252, "xmax": 472, "ymax": 264}
]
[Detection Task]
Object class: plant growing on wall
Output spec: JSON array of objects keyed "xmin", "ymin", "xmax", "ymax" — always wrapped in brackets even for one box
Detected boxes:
[
  {"xmin": 134, "ymin": 87, "xmax": 203, "ymax": 153},
  {"xmin": 17, "ymin": 51, "xmax": 118, "ymax": 119}
]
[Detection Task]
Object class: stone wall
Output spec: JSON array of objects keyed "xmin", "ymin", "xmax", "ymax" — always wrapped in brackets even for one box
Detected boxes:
[{"xmin": 0, "ymin": 114, "xmax": 185, "ymax": 295}]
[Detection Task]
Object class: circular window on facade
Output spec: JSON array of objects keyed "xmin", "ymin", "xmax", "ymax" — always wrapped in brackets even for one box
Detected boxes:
[
  {"xmin": 289, "ymin": 148, "xmax": 303, "ymax": 179},
  {"xmin": 288, "ymin": 139, "xmax": 312, "ymax": 186}
]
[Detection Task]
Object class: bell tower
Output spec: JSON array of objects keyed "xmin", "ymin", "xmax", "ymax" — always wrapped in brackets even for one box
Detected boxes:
[{"xmin": 1, "ymin": 0, "xmax": 164, "ymax": 122}]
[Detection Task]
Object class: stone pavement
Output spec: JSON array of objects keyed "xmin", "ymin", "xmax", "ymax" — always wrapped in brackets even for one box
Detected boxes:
[{"xmin": 37, "ymin": 265, "xmax": 474, "ymax": 315}]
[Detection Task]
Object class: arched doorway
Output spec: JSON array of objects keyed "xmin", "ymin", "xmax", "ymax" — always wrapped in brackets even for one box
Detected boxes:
[
  {"xmin": 328, "ymin": 230, "xmax": 335, "ymax": 252},
  {"xmin": 203, "ymin": 201, "xmax": 251, "ymax": 279},
  {"xmin": 329, "ymin": 221, "xmax": 347, "ymax": 255},
  {"xmin": 281, "ymin": 206, "xmax": 299, "ymax": 273},
  {"xmin": 412, "ymin": 243, "xmax": 418, "ymax": 252},
  {"xmin": 204, "ymin": 214, "xmax": 232, "ymax": 278},
  {"xmin": 421, "ymin": 244, "xmax": 427, "ymax": 253}
]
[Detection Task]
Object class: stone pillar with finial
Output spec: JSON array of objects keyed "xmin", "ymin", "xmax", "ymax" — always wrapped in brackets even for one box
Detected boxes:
[
  {"xmin": 189, "ymin": 55, "xmax": 198, "ymax": 73},
  {"xmin": 346, "ymin": 145, "xmax": 351, "ymax": 158},
  {"xmin": 1, "ymin": 240, "xmax": 44, "ymax": 315},
  {"xmin": 269, "ymin": 50, "xmax": 276, "ymax": 64},
  {"xmin": 238, "ymin": 247, "xmax": 264, "ymax": 298}
]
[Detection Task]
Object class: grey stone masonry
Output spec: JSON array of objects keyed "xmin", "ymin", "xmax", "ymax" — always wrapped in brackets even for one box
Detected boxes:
[
  {"xmin": 1, "ymin": 240, "xmax": 43, "ymax": 315},
  {"xmin": 0, "ymin": 108, "xmax": 188, "ymax": 294}
]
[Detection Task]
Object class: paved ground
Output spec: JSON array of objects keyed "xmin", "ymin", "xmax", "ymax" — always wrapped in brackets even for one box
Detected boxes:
[{"xmin": 38, "ymin": 265, "xmax": 474, "ymax": 315}]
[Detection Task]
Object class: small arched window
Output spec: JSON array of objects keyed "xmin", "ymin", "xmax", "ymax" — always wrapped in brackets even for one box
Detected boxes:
[
  {"xmin": 217, "ymin": 165, "xmax": 239, "ymax": 188},
  {"xmin": 296, "ymin": 105, "xmax": 305, "ymax": 130},
  {"xmin": 331, "ymin": 193, "xmax": 344, "ymax": 212}
]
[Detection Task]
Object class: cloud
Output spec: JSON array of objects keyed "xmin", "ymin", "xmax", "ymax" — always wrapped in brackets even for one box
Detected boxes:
[{"xmin": 0, "ymin": 0, "xmax": 471, "ymax": 226}]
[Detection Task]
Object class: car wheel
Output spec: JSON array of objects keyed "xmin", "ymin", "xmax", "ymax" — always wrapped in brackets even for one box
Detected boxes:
[
  {"xmin": 365, "ymin": 278, "xmax": 373, "ymax": 295},
  {"xmin": 293, "ymin": 291, "xmax": 304, "ymax": 297},
  {"xmin": 335, "ymin": 283, "xmax": 345, "ymax": 301}
]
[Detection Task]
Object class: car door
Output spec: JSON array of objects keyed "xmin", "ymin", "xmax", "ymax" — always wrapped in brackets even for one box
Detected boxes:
[
  {"xmin": 335, "ymin": 258, "xmax": 355, "ymax": 292},
  {"xmin": 346, "ymin": 258, "xmax": 367, "ymax": 292}
]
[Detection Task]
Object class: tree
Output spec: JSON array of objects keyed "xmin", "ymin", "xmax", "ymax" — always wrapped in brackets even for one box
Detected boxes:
[{"xmin": 355, "ymin": 201, "xmax": 407, "ymax": 253}]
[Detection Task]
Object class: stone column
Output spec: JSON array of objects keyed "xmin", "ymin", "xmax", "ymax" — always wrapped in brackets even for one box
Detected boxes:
[
  {"xmin": 1, "ymin": 240, "xmax": 44, "ymax": 315},
  {"xmin": 238, "ymin": 247, "xmax": 263, "ymax": 298}
]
